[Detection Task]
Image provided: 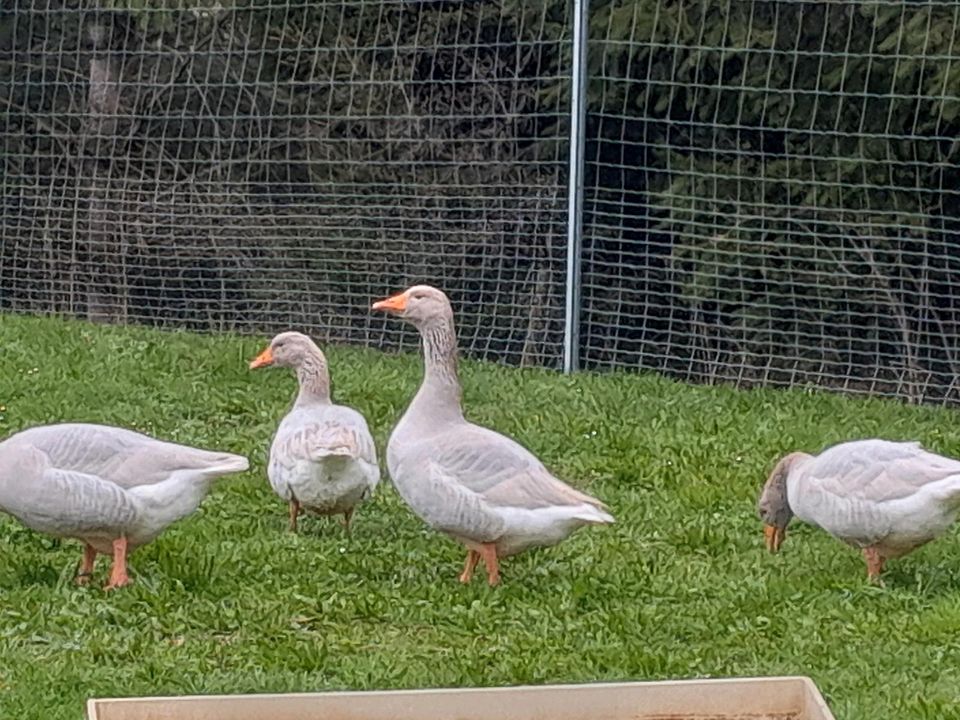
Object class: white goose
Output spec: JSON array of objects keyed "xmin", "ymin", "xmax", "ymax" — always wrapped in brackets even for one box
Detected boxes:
[
  {"xmin": 0, "ymin": 423, "xmax": 248, "ymax": 589},
  {"xmin": 758, "ymin": 438, "xmax": 960, "ymax": 583},
  {"xmin": 249, "ymin": 332, "xmax": 379, "ymax": 533},
  {"xmin": 372, "ymin": 285, "xmax": 613, "ymax": 586}
]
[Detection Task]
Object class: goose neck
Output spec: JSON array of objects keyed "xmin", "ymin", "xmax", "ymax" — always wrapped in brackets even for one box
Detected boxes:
[
  {"xmin": 417, "ymin": 316, "xmax": 462, "ymax": 414},
  {"xmin": 294, "ymin": 352, "xmax": 331, "ymax": 405}
]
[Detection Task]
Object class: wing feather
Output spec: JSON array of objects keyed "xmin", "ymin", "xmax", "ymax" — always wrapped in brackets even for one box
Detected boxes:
[
  {"xmin": 806, "ymin": 440, "xmax": 960, "ymax": 503},
  {"xmin": 7, "ymin": 467, "xmax": 138, "ymax": 537},
  {"xmin": 419, "ymin": 425, "xmax": 605, "ymax": 511}
]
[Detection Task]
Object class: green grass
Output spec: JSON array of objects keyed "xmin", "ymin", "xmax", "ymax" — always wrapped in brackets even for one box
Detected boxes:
[{"xmin": 2, "ymin": 313, "xmax": 960, "ymax": 719}]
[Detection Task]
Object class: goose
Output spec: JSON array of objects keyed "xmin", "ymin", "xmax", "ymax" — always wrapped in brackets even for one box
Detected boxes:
[
  {"xmin": 0, "ymin": 422, "xmax": 248, "ymax": 589},
  {"xmin": 758, "ymin": 438, "xmax": 960, "ymax": 583},
  {"xmin": 249, "ymin": 331, "xmax": 379, "ymax": 533},
  {"xmin": 372, "ymin": 285, "xmax": 613, "ymax": 586}
]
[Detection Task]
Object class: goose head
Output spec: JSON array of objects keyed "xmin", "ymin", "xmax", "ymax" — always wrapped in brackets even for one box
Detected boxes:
[
  {"xmin": 249, "ymin": 331, "xmax": 323, "ymax": 371},
  {"xmin": 371, "ymin": 285, "xmax": 454, "ymax": 329},
  {"xmin": 757, "ymin": 451, "xmax": 809, "ymax": 552}
]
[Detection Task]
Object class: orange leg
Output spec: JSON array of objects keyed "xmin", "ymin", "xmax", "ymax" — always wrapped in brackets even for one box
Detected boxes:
[
  {"xmin": 863, "ymin": 546, "xmax": 886, "ymax": 585},
  {"xmin": 76, "ymin": 543, "xmax": 97, "ymax": 586},
  {"xmin": 459, "ymin": 550, "xmax": 480, "ymax": 584},
  {"xmin": 478, "ymin": 543, "xmax": 500, "ymax": 587},
  {"xmin": 288, "ymin": 499, "xmax": 301, "ymax": 532},
  {"xmin": 104, "ymin": 536, "xmax": 131, "ymax": 591}
]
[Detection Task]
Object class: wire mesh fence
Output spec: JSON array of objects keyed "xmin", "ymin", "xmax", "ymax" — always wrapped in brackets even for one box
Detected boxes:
[
  {"xmin": 1, "ymin": 0, "xmax": 572, "ymax": 366},
  {"xmin": 581, "ymin": 0, "xmax": 960, "ymax": 404},
  {"xmin": 3, "ymin": 1, "xmax": 960, "ymax": 404}
]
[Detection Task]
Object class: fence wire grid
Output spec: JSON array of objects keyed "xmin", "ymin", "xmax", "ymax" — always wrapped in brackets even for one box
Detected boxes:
[{"xmin": 3, "ymin": 1, "xmax": 960, "ymax": 405}]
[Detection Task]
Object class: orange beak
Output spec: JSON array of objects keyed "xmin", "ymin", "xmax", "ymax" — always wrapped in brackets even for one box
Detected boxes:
[
  {"xmin": 372, "ymin": 291, "xmax": 407, "ymax": 313},
  {"xmin": 764, "ymin": 524, "xmax": 786, "ymax": 553},
  {"xmin": 248, "ymin": 347, "xmax": 274, "ymax": 369}
]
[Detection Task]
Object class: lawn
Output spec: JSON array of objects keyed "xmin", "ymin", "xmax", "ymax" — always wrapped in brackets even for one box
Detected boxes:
[{"xmin": 2, "ymin": 313, "xmax": 960, "ymax": 719}]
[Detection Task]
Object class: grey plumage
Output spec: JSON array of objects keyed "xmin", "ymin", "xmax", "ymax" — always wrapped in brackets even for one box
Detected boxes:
[
  {"xmin": 0, "ymin": 422, "xmax": 248, "ymax": 587},
  {"xmin": 759, "ymin": 438, "xmax": 960, "ymax": 582},
  {"xmin": 374, "ymin": 285, "xmax": 613, "ymax": 584},
  {"xmin": 251, "ymin": 331, "xmax": 379, "ymax": 530}
]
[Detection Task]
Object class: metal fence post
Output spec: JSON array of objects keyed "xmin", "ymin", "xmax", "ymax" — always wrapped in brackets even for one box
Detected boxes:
[{"xmin": 563, "ymin": 0, "xmax": 589, "ymax": 374}]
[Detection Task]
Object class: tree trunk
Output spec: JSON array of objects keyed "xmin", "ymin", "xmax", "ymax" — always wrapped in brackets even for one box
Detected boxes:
[{"xmin": 82, "ymin": 15, "xmax": 125, "ymax": 323}]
